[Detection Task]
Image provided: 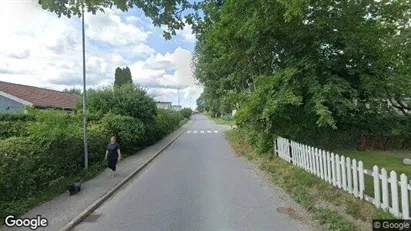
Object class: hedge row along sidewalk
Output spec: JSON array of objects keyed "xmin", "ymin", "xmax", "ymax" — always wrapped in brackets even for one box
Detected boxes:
[
  {"xmin": 2, "ymin": 120, "xmax": 192, "ymax": 231},
  {"xmin": 225, "ymin": 128, "xmax": 394, "ymax": 231}
]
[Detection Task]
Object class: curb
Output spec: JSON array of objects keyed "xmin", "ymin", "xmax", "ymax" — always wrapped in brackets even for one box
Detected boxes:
[{"xmin": 60, "ymin": 120, "xmax": 193, "ymax": 231}]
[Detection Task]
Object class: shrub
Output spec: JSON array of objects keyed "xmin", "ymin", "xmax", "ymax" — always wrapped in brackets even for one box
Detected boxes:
[
  {"xmin": 86, "ymin": 123, "xmax": 110, "ymax": 164},
  {"xmin": 142, "ymin": 109, "xmax": 185, "ymax": 145},
  {"xmin": 27, "ymin": 110, "xmax": 83, "ymax": 180},
  {"xmin": 0, "ymin": 121, "xmax": 29, "ymax": 139},
  {"xmin": 0, "ymin": 113, "xmax": 35, "ymax": 122},
  {"xmin": 83, "ymin": 85, "xmax": 157, "ymax": 124},
  {"xmin": 179, "ymin": 108, "xmax": 192, "ymax": 119},
  {"xmin": 0, "ymin": 137, "xmax": 39, "ymax": 202},
  {"xmin": 100, "ymin": 112, "xmax": 145, "ymax": 154}
]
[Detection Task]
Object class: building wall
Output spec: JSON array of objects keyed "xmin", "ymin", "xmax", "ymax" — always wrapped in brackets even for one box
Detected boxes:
[
  {"xmin": 172, "ymin": 106, "xmax": 182, "ymax": 111},
  {"xmin": 0, "ymin": 95, "xmax": 24, "ymax": 113},
  {"xmin": 156, "ymin": 102, "xmax": 172, "ymax": 110}
]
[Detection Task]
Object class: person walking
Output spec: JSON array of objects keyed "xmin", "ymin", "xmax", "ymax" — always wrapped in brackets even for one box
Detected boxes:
[{"xmin": 105, "ymin": 136, "xmax": 122, "ymax": 178}]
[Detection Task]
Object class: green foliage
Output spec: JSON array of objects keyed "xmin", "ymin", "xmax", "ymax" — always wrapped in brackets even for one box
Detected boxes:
[
  {"xmin": 63, "ymin": 87, "xmax": 82, "ymax": 95},
  {"xmin": 142, "ymin": 109, "xmax": 185, "ymax": 145},
  {"xmin": 0, "ymin": 137, "xmax": 38, "ymax": 202},
  {"xmin": 179, "ymin": 108, "xmax": 192, "ymax": 119},
  {"xmin": 27, "ymin": 110, "xmax": 81, "ymax": 148},
  {"xmin": 114, "ymin": 66, "xmax": 133, "ymax": 88},
  {"xmin": 0, "ymin": 121, "xmax": 29, "ymax": 139},
  {"xmin": 85, "ymin": 84, "xmax": 157, "ymax": 124},
  {"xmin": 100, "ymin": 112, "xmax": 145, "ymax": 153},
  {"xmin": 37, "ymin": 0, "xmax": 200, "ymax": 40},
  {"xmin": 194, "ymin": 0, "xmax": 411, "ymax": 151},
  {"xmin": 0, "ymin": 113, "xmax": 35, "ymax": 122}
]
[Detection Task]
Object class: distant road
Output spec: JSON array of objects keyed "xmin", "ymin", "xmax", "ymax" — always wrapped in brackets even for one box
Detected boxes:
[{"xmin": 75, "ymin": 114, "xmax": 313, "ymax": 231}]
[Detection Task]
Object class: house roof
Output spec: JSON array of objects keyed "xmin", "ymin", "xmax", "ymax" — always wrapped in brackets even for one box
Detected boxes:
[{"xmin": 0, "ymin": 81, "xmax": 80, "ymax": 110}]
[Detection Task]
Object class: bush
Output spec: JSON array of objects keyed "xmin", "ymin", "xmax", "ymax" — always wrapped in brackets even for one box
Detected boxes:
[
  {"xmin": 142, "ymin": 109, "xmax": 185, "ymax": 145},
  {"xmin": 0, "ymin": 121, "xmax": 29, "ymax": 139},
  {"xmin": 100, "ymin": 112, "xmax": 145, "ymax": 154},
  {"xmin": 0, "ymin": 137, "xmax": 39, "ymax": 202},
  {"xmin": 87, "ymin": 123, "xmax": 110, "ymax": 164},
  {"xmin": 0, "ymin": 113, "xmax": 35, "ymax": 122},
  {"xmin": 179, "ymin": 108, "xmax": 192, "ymax": 119},
  {"xmin": 83, "ymin": 85, "xmax": 157, "ymax": 124}
]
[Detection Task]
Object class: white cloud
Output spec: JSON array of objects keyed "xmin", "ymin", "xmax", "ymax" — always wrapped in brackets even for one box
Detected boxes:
[
  {"xmin": 176, "ymin": 24, "xmax": 196, "ymax": 43},
  {"xmin": 85, "ymin": 8, "xmax": 150, "ymax": 46},
  {"xmin": 0, "ymin": 1, "xmax": 200, "ymax": 107},
  {"xmin": 130, "ymin": 47, "xmax": 195, "ymax": 89},
  {"xmin": 0, "ymin": 1, "xmax": 153, "ymax": 90}
]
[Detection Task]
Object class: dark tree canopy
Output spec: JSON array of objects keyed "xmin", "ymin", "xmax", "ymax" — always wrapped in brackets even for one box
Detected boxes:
[{"xmin": 114, "ymin": 66, "xmax": 133, "ymax": 87}]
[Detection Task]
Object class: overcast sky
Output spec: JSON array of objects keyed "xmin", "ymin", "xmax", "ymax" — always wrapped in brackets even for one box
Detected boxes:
[{"xmin": 0, "ymin": 1, "xmax": 203, "ymax": 109}]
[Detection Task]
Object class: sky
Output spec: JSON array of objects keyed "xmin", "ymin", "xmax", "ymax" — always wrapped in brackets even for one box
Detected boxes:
[{"xmin": 0, "ymin": 1, "xmax": 203, "ymax": 110}]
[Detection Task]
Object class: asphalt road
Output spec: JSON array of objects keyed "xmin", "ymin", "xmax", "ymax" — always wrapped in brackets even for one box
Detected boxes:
[{"xmin": 74, "ymin": 114, "xmax": 311, "ymax": 231}]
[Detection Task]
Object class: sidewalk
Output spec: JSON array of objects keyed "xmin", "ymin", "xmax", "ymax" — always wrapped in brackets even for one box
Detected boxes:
[{"xmin": 2, "ymin": 121, "xmax": 192, "ymax": 231}]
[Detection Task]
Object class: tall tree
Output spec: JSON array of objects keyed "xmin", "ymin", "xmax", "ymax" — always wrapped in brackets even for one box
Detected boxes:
[{"xmin": 114, "ymin": 66, "xmax": 133, "ymax": 87}]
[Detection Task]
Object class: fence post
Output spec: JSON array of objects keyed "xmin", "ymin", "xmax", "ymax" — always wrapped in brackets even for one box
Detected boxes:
[
  {"xmin": 274, "ymin": 138, "xmax": 277, "ymax": 156},
  {"xmin": 322, "ymin": 150, "xmax": 327, "ymax": 180},
  {"xmin": 319, "ymin": 149, "xmax": 324, "ymax": 180},
  {"xmin": 331, "ymin": 153, "xmax": 337, "ymax": 187},
  {"xmin": 327, "ymin": 151, "xmax": 331, "ymax": 184},
  {"xmin": 307, "ymin": 146, "xmax": 315, "ymax": 174},
  {"xmin": 336, "ymin": 154, "xmax": 341, "ymax": 189},
  {"xmin": 347, "ymin": 157, "xmax": 352, "ymax": 194},
  {"xmin": 341, "ymin": 155, "xmax": 347, "ymax": 191},
  {"xmin": 303, "ymin": 145, "xmax": 308, "ymax": 170},
  {"xmin": 373, "ymin": 166, "xmax": 381, "ymax": 208},
  {"xmin": 401, "ymin": 174, "xmax": 409, "ymax": 219},
  {"xmin": 288, "ymin": 139, "xmax": 292, "ymax": 163},
  {"xmin": 353, "ymin": 159, "xmax": 358, "ymax": 198},
  {"xmin": 381, "ymin": 168, "xmax": 389, "ymax": 210},
  {"xmin": 359, "ymin": 161, "xmax": 365, "ymax": 199},
  {"xmin": 391, "ymin": 171, "xmax": 400, "ymax": 217},
  {"xmin": 315, "ymin": 148, "xmax": 320, "ymax": 177}
]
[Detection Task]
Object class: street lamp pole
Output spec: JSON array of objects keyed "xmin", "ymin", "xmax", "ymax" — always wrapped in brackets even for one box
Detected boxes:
[{"xmin": 82, "ymin": 1, "xmax": 89, "ymax": 169}]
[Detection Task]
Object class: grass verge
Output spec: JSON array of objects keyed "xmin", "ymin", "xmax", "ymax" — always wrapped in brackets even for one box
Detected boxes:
[
  {"xmin": 206, "ymin": 114, "xmax": 236, "ymax": 126},
  {"xmin": 225, "ymin": 128, "xmax": 394, "ymax": 231}
]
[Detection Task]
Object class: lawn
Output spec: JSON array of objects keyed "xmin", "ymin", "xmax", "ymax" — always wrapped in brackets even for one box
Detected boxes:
[
  {"xmin": 207, "ymin": 114, "xmax": 236, "ymax": 126},
  {"xmin": 336, "ymin": 150, "xmax": 411, "ymax": 201},
  {"xmin": 337, "ymin": 150, "xmax": 411, "ymax": 177}
]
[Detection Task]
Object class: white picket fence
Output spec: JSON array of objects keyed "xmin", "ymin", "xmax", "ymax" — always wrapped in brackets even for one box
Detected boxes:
[{"xmin": 274, "ymin": 136, "xmax": 411, "ymax": 219}]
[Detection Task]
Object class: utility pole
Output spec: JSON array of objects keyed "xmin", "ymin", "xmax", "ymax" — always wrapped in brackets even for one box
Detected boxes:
[
  {"xmin": 82, "ymin": 1, "xmax": 89, "ymax": 169},
  {"xmin": 177, "ymin": 88, "xmax": 180, "ymax": 106}
]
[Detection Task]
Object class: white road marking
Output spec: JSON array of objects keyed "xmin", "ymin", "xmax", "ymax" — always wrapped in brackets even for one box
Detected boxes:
[
  {"xmin": 214, "ymin": 131, "xmax": 219, "ymax": 133},
  {"xmin": 193, "ymin": 131, "xmax": 198, "ymax": 134},
  {"xmin": 207, "ymin": 130, "xmax": 211, "ymax": 133},
  {"xmin": 187, "ymin": 131, "xmax": 191, "ymax": 133},
  {"xmin": 200, "ymin": 131, "xmax": 205, "ymax": 133}
]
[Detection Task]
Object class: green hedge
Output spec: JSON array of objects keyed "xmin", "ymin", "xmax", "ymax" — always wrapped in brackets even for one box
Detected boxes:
[
  {"xmin": 179, "ymin": 108, "xmax": 192, "ymax": 119},
  {"xmin": 0, "ymin": 113, "xmax": 35, "ymax": 122},
  {"xmin": 0, "ymin": 121, "xmax": 29, "ymax": 139},
  {"xmin": 0, "ymin": 108, "xmax": 185, "ymax": 219}
]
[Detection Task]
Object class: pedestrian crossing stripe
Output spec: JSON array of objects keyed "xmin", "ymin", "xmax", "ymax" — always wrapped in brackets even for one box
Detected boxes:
[{"xmin": 186, "ymin": 130, "xmax": 219, "ymax": 134}]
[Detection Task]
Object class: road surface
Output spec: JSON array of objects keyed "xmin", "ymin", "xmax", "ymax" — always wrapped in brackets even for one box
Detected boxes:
[{"xmin": 74, "ymin": 114, "xmax": 313, "ymax": 231}]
